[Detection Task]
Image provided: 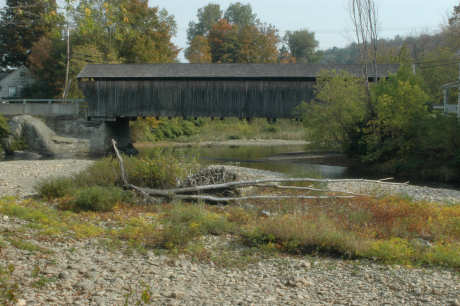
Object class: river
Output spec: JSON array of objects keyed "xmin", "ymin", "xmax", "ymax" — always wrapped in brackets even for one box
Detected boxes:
[{"xmin": 139, "ymin": 144, "xmax": 354, "ymax": 179}]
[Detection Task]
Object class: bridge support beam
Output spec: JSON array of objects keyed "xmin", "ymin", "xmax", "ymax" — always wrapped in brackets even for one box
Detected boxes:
[{"xmin": 89, "ymin": 118, "xmax": 137, "ymax": 156}]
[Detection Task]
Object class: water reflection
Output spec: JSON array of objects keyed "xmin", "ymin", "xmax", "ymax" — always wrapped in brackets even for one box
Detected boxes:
[{"xmin": 139, "ymin": 144, "xmax": 349, "ymax": 179}]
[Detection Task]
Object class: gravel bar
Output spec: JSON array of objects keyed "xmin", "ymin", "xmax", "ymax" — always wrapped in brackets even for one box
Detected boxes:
[{"xmin": 0, "ymin": 159, "xmax": 94, "ymax": 198}]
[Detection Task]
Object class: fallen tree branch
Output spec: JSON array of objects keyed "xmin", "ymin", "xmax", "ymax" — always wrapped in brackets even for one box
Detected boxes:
[
  {"xmin": 173, "ymin": 194, "xmax": 356, "ymax": 203},
  {"xmin": 141, "ymin": 177, "xmax": 407, "ymax": 196},
  {"xmin": 111, "ymin": 140, "xmax": 370, "ymax": 203},
  {"xmin": 255, "ymin": 184, "xmax": 369, "ymax": 197}
]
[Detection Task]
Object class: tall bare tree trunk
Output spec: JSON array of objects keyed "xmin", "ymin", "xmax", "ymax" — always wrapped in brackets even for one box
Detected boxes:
[{"xmin": 350, "ymin": 0, "xmax": 379, "ymax": 113}]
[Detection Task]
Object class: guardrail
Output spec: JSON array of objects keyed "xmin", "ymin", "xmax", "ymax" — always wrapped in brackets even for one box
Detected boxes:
[
  {"xmin": 433, "ymin": 104, "xmax": 458, "ymax": 115},
  {"xmin": 1, "ymin": 98, "xmax": 85, "ymax": 104},
  {"xmin": 0, "ymin": 98, "xmax": 87, "ymax": 117}
]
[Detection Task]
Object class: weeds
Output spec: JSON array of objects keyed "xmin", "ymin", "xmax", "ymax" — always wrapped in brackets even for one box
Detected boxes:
[
  {"xmin": 132, "ymin": 117, "xmax": 305, "ymax": 143},
  {"xmin": 0, "ymin": 264, "xmax": 19, "ymax": 305},
  {"xmin": 58, "ymin": 186, "xmax": 129, "ymax": 212},
  {"xmin": 36, "ymin": 152, "xmax": 197, "ymax": 202}
]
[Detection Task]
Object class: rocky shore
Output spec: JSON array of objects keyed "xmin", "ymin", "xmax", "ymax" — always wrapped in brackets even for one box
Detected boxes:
[
  {"xmin": 0, "ymin": 224, "xmax": 458, "ymax": 306},
  {"xmin": 1, "ymin": 159, "xmax": 460, "ymax": 305}
]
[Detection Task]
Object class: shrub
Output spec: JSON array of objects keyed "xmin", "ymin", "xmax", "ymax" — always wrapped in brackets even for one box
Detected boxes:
[
  {"xmin": 130, "ymin": 117, "xmax": 200, "ymax": 142},
  {"xmin": 0, "ymin": 264, "xmax": 19, "ymax": 304},
  {"xmin": 36, "ymin": 177, "xmax": 75, "ymax": 200},
  {"xmin": 242, "ymin": 213, "xmax": 365, "ymax": 257},
  {"xmin": 0, "ymin": 115, "xmax": 8, "ymax": 139},
  {"xmin": 160, "ymin": 204, "xmax": 236, "ymax": 249},
  {"xmin": 74, "ymin": 152, "xmax": 194, "ymax": 189},
  {"xmin": 60, "ymin": 186, "xmax": 128, "ymax": 212}
]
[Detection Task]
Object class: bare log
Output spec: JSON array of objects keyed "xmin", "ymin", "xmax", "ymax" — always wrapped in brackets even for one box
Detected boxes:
[
  {"xmin": 256, "ymin": 184, "xmax": 368, "ymax": 197},
  {"xmin": 173, "ymin": 194, "xmax": 356, "ymax": 203},
  {"xmin": 147, "ymin": 177, "xmax": 407, "ymax": 195}
]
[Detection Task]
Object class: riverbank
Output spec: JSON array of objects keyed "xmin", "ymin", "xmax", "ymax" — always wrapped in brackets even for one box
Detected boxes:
[{"xmin": 135, "ymin": 139, "xmax": 309, "ymax": 148}]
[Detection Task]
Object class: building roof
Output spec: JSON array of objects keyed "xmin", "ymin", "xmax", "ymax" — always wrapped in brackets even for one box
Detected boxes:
[{"xmin": 77, "ymin": 63, "xmax": 400, "ymax": 79}]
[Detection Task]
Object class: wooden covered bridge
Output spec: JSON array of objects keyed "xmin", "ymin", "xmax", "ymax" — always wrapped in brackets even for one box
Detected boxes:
[{"xmin": 77, "ymin": 63, "xmax": 399, "ymax": 152}]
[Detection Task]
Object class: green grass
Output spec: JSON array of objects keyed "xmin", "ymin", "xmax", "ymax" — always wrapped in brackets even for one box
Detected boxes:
[{"xmin": 131, "ymin": 117, "xmax": 306, "ymax": 143}]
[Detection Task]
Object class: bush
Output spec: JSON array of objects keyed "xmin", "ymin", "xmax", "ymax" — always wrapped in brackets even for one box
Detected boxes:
[
  {"xmin": 242, "ymin": 213, "xmax": 365, "ymax": 257},
  {"xmin": 0, "ymin": 115, "xmax": 8, "ymax": 139},
  {"xmin": 160, "ymin": 204, "xmax": 236, "ymax": 249},
  {"xmin": 73, "ymin": 152, "xmax": 194, "ymax": 189},
  {"xmin": 130, "ymin": 117, "xmax": 200, "ymax": 142},
  {"xmin": 36, "ymin": 177, "xmax": 75, "ymax": 200},
  {"xmin": 60, "ymin": 186, "xmax": 129, "ymax": 212}
]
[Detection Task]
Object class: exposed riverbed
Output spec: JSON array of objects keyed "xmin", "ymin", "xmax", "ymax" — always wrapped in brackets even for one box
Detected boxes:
[{"xmin": 2, "ymin": 141, "xmax": 460, "ymax": 203}]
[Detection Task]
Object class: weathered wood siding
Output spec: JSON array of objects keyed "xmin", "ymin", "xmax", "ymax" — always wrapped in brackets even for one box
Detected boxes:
[{"xmin": 79, "ymin": 78, "xmax": 315, "ymax": 119}]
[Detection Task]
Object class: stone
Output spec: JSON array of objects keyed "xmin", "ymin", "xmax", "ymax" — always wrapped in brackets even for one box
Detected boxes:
[
  {"xmin": 15, "ymin": 299, "xmax": 26, "ymax": 306},
  {"xmin": 4, "ymin": 115, "xmax": 89, "ymax": 156},
  {"xmin": 299, "ymin": 260, "xmax": 311, "ymax": 269},
  {"xmin": 169, "ymin": 291, "xmax": 185, "ymax": 299},
  {"xmin": 2, "ymin": 215, "xmax": 8, "ymax": 221},
  {"xmin": 58, "ymin": 271, "xmax": 70, "ymax": 280}
]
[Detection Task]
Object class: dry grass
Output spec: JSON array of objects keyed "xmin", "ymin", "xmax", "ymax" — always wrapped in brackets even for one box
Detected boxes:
[{"xmin": 2, "ymin": 186, "xmax": 460, "ymax": 269}]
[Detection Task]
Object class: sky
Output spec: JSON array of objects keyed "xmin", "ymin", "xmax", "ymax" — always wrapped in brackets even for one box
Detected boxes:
[{"xmin": 0, "ymin": 0, "xmax": 457, "ymax": 62}]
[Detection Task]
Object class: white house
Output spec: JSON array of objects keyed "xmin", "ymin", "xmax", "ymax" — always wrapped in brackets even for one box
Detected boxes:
[{"xmin": 0, "ymin": 66, "xmax": 35, "ymax": 99}]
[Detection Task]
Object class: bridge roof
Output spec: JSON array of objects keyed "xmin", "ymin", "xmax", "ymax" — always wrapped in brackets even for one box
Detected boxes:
[{"xmin": 77, "ymin": 63, "xmax": 399, "ymax": 79}]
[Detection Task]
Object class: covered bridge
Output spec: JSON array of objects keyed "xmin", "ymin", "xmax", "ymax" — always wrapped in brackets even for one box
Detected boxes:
[{"xmin": 77, "ymin": 63, "xmax": 399, "ymax": 121}]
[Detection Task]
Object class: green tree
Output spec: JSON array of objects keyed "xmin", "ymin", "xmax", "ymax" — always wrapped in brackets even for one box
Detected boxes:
[
  {"xmin": 185, "ymin": 35, "xmax": 212, "ymax": 63},
  {"xmin": 187, "ymin": 4, "xmax": 222, "ymax": 42},
  {"xmin": 112, "ymin": 0, "xmax": 178, "ymax": 63},
  {"xmin": 284, "ymin": 30, "xmax": 320, "ymax": 63},
  {"xmin": 364, "ymin": 65, "xmax": 431, "ymax": 163},
  {"xmin": 0, "ymin": 0, "xmax": 62, "ymax": 67},
  {"xmin": 298, "ymin": 70, "xmax": 367, "ymax": 150},
  {"xmin": 223, "ymin": 2, "xmax": 257, "ymax": 27}
]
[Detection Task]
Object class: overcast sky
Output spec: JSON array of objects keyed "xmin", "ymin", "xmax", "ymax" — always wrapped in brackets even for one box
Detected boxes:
[{"xmin": 0, "ymin": 0, "xmax": 457, "ymax": 62}]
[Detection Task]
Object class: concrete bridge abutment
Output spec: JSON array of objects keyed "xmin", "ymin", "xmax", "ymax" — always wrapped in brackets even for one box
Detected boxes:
[{"xmin": 89, "ymin": 118, "xmax": 137, "ymax": 156}]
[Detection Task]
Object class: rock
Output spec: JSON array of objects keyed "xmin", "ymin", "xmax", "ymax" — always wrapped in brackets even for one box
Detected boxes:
[
  {"xmin": 4, "ymin": 115, "xmax": 89, "ymax": 156},
  {"xmin": 286, "ymin": 276, "xmax": 313, "ymax": 287},
  {"xmin": 58, "ymin": 271, "xmax": 70, "ymax": 280},
  {"xmin": 411, "ymin": 238, "xmax": 433, "ymax": 249},
  {"xmin": 299, "ymin": 260, "xmax": 311, "ymax": 269},
  {"xmin": 15, "ymin": 299, "xmax": 26, "ymax": 306},
  {"xmin": 452, "ymin": 299, "xmax": 460, "ymax": 306},
  {"xmin": 2, "ymin": 215, "xmax": 8, "ymax": 221},
  {"xmin": 169, "ymin": 291, "xmax": 185, "ymax": 299},
  {"xmin": 74, "ymin": 280, "xmax": 94, "ymax": 292}
]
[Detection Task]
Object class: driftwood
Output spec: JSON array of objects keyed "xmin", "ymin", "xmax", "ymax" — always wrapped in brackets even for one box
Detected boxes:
[
  {"xmin": 111, "ymin": 139, "xmax": 404, "ymax": 203},
  {"xmin": 255, "ymin": 184, "xmax": 368, "ymax": 197}
]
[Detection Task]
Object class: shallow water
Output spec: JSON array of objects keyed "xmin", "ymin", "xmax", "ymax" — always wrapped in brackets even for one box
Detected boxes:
[{"xmin": 139, "ymin": 144, "xmax": 350, "ymax": 179}]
